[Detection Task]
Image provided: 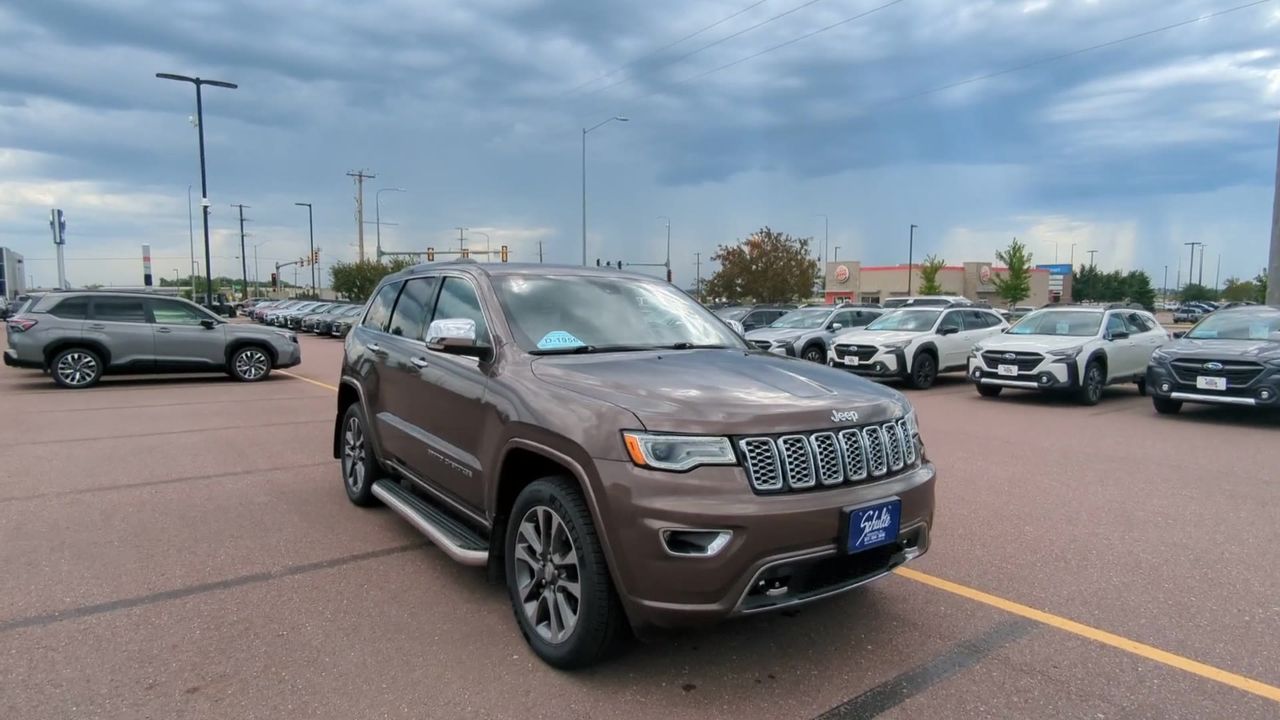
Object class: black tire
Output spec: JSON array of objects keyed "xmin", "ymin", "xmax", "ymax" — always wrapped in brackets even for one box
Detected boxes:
[
  {"xmin": 976, "ymin": 383, "xmax": 1003, "ymax": 398},
  {"xmin": 1076, "ymin": 360, "xmax": 1105, "ymax": 406},
  {"xmin": 228, "ymin": 345, "xmax": 273, "ymax": 382},
  {"xmin": 905, "ymin": 352, "xmax": 937, "ymax": 390},
  {"xmin": 50, "ymin": 347, "xmax": 103, "ymax": 389},
  {"xmin": 339, "ymin": 403, "xmax": 380, "ymax": 506},
  {"xmin": 505, "ymin": 477, "xmax": 627, "ymax": 669},
  {"xmin": 802, "ymin": 344, "xmax": 826, "ymax": 364},
  {"xmin": 1136, "ymin": 377, "xmax": 1148, "ymax": 396},
  {"xmin": 1153, "ymin": 396, "xmax": 1183, "ymax": 415}
]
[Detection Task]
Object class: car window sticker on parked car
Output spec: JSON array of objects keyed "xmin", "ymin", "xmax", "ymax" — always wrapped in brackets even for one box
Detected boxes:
[{"xmin": 537, "ymin": 330, "xmax": 585, "ymax": 350}]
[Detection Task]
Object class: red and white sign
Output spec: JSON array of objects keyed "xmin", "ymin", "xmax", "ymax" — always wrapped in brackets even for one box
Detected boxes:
[
  {"xmin": 834, "ymin": 264, "xmax": 850, "ymax": 284},
  {"xmin": 978, "ymin": 264, "xmax": 992, "ymax": 284}
]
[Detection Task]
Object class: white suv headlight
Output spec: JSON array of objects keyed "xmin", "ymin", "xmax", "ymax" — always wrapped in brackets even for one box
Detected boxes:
[
  {"xmin": 623, "ymin": 432, "xmax": 736, "ymax": 472},
  {"xmin": 882, "ymin": 340, "xmax": 911, "ymax": 350},
  {"xmin": 1048, "ymin": 346, "xmax": 1083, "ymax": 360}
]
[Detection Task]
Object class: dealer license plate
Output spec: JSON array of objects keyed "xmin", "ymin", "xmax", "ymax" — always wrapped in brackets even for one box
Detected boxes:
[
  {"xmin": 843, "ymin": 499, "xmax": 901, "ymax": 554},
  {"xmin": 998, "ymin": 364, "xmax": 1019, "ymax": 377},
  {"xmin": 843, "ymin": 356, "xmax": 859, "ymax": 366},
  {"xmin": 1196, "ymin": 376, "xmax": 1227, "ymax": 391}
]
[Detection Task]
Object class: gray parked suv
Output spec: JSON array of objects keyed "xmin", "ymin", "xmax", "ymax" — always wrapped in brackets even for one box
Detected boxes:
[
  {"xmin": 744, "ymin": 305, "xmax": 883, "ymax": 363},
  {"xmin": 335, "ymin": 262, "xmax": 935, "ymax": 668},
  {"xmin": 4, "ymin": 291, "xmax": 301, "ymax": 388}
]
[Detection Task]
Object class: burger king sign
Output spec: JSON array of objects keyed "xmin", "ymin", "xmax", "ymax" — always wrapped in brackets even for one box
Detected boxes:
[{"xmin": 834, "ymin": 264, "xmax": 850, "ymax": 284}]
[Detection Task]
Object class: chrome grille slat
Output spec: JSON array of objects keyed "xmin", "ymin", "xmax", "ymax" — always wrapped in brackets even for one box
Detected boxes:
[
  {"xmin": 779, "ymin": 435, "xmax": 816, "ymax": 489},
  {"xmin": 838, "ymin": 429, "xmax": 868, "ymax": 481},
  {"xmin": 863, "ymin": 426, "xmax": 888, "ymax": 476},
  {"xmin": 739, "ymin": 438, "xmax": 782, "ymax": 492},
  {"xmin": 810, "ymin": 432, "xmax": 844, "ymax": 486},
  {"xmin": 897, "ymin": 419, "xmax": 917, "ymax": 465},
  {"xmin": 883, "ymin": 423, "xmax": 905, "ymax": 471}
]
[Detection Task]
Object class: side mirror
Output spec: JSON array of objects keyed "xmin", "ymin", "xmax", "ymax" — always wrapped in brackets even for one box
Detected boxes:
[
  {"xmin": 1107, "ymin": 330, "xmax": 1130, "ymax": 341},
  {"xmin": 426, "ymin": 318, "xmax": 488, "ymax": 358},
  {"xmin": 830, "ymin": 322, "xmax": 843, "ymax": 332},
  {"xmin": 200, "ymin": 318, "xmax": 218, "ymax": 329},
  {"xmin": 1172, "ymin": 330, "xmax": 1186, "ymax": 339},
  {"xmin": 939, "ymin": 326, "xmax": 959, "ymax": 336}
]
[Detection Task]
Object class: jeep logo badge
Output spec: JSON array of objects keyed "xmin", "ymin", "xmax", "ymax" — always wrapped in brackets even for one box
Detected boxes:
[
  {"xmin": 831, "ymin": 409, "xmax": 859, "ymax": 423},
  {"xmin": 1203, "ymin": 361, "xmax": 1224, "ymax": 372}
]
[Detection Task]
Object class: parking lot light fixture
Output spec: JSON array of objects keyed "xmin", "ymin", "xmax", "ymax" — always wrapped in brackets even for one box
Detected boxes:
[{"xmin": 582, "ymin": 116, "xmax": 629, "ymax": 265}]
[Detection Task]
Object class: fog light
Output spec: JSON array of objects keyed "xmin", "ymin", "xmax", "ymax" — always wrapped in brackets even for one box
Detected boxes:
[
  {"xmin": 1260, "ymin": 389, "xmax": 1274, "ymax": 402},
  {"xmin": 1160, "ymin": 382, "xmax": 1172, "ymax": 393},
  {"xmin": 972, "ymin": 368, "xmax": 982, "ymax": 379},
  {"xmin": 1038, "ymin": 373, "xmax": 1052, "ymax": 386}
]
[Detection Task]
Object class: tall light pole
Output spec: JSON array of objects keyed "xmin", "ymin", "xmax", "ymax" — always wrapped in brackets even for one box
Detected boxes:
[
  {"xmin": 172, "ymin": 268, "xmax": 179, "ymax": 285},
  {"xmin": 1162, "ymin": 265, "xmax": 1168, "ymax": 306},
  {"xmin": 375, "ymin": 187, "xmax": 405, "ymax": 259},
  {"xmin": 155, "ymin": 72, "xmax": 238, "ymax": 307},
  {"xmin": 1069, "ymin": 243, "xmax": 1078, "ymax": 268},
  {"xmin": 695, "ymin": 251, "xmax": 702, "ymax": 299},
  {"xmin": 815, "ymin": 215, "xmax": 829, "ymax": 266},
  {"xmin": 1268, "ymin": 118, "xmax": 1279, "ymax": 305},
  {"xmin": 582, "ymin": 116, "xmax": 628, "ymax": 265},
  {"xmin": 907, "ymin": 224, "xmax": 918, "ymax": 295},
  {"xmin": 1044, "ymin": 240, "xmax": 1058, "ymax": 264},
  {"xmin": 456, "ymin": 227, "xmax": 469, "ymax": 253},
  {"xmin": 231, "ymin": 203, "xmax": 250, "ymax": 301},
  {"xmin": 1198, "ymin": 244, "xmax": 1207, "ymax": 287},
  {"xmin": 470, "ymin": 231, "xmax": 490, "ymax": 261},
  {"xmin": 187, "ymin": 184, "xmax": 196, "ymax": 301},
  {"xmin": 657, "ymin": 216, "xmax": 671, "ymax": 282},
  {"xmin": 1087, "ymin": 249, "xmax": 1099, "ymax": 267},
  {"xmin": 834, "ymin": 246, "xmax": 842, "ymax": 262},
  {"xmin": 1184, "ymin": 242, "xmax": 1202, "ymax": 288},
  {"xmin": 253, "ymin": 239, "xmax": 271, "ymax": 296},
  {"xmin": 295, "ymin": 203, "xmax": 314, "ymax": 293}
]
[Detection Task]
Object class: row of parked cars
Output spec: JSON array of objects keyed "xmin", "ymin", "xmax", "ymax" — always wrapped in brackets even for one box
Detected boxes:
[
  {"xmin": 243, "ymin": 298, "xmax": 364, "ymax": 337},
  {"xmin": 717, "ymin": 299, "xmax": 1280, "ymax": 416}
]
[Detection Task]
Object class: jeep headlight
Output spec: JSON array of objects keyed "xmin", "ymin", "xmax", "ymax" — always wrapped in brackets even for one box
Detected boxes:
[
  {"xmin": 622, "ymin": 432, "xmax": 736, "ymax": 472},
  {"xmin": 1048, "ymin": 346, "xmax": 1083, "ymax": 360}
]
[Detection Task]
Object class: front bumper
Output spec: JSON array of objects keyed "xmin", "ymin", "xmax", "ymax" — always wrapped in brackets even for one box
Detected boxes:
[
  {"xmin": 968, "ymin": 355, "xmax": 1075, "ymax": 390},
  {"xmin": 828, "ymin": 347, "xmax": 906, "ymax": 378},
  {"xmin": 274, "ymin": 341, "xmax": 302, "ymax": 368},
  {"xmin": 592, "ymin": 458, "xmax": 935, "ymax": 629},
  {"xmin": 1147, "ymin": 363, "xmax": 1279, "ymax": 408}
]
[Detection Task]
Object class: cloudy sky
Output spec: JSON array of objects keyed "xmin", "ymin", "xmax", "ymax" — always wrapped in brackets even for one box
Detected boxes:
[{"xmin": 1, "ymin": 0, "xmax": 1277, "ymax": 291}]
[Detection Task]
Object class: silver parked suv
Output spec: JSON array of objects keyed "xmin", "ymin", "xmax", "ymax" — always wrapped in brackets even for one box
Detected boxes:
[{"xmin": 4, "ymin": 291, "xmax": 301, "ymax": 388}]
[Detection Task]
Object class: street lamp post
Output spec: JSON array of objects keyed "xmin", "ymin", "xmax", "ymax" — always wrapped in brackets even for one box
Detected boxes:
[
  {"xmin": 1183, "ymin": 242, "xmax": 1202, "ymax": 288},
  {"xmin": 657, "ymin": 216, "xmax": 671, "ymax": 282},
  {"xmin": 470, "ymin": 231, "xmax": 491, "ymax": 261},
  {"xmin": 295, "ymin": 203, "xmax": 314, "ymax": 294},
  {"xmin": 1070, "ymin": 243, "xmax": 1077, "ymax": 268},
  {"xmin": 155, "ymin": 72, "xmax": 238, "ymax": 307},
  {"xmin": 582, "ymin": 116, "xmax": 628, "ymax": 265},
  {"xmin": 907, "ymin": 224, "xmax": 918, "ymax": 295},
  {"xmin": 834, "ymin": 246, "xmax": 842, "ymax": 262},
  {"xmin": 1045, "ymin": 240, "xmax": 1059, "ymax": 264},
  {"xmin": 253, "ymin": 239, "xmax": 271, "ymax": 296},
  {"xmin": 375, "ymin": 188, "xmax": 406, "ymax": 259},
  {"xmin": 172, "ymin": 268, "xmax": 179, "ymax": 285}
]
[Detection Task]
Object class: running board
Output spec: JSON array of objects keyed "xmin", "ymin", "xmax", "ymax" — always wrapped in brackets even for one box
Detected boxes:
[{"xmin": 371, "ymin": 480, "xmax": 489, "ymax": 566}]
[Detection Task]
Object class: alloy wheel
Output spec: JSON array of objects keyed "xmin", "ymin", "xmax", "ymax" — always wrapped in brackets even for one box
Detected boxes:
[
  {"xmin": 342, "ymin": 416, "xmax": 366, "ymax": 493},
  {"xmin": 1086, "ymin": 366, "xmax": 1103, "ymax": 402},
  {"xmin": 235, "ymin": 349, "xmax": 269, "ymax": 380},
  {"xmin": 56, "ymin": 352, "xmax": 98, "ymax": 387},
  {"xmin": 513, "ymin": 506, "xmax": 581, "ymax": 644}
]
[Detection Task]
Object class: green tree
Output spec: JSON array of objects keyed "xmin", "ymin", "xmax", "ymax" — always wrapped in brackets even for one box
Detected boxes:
[
  {"xmin": 704, "ymin": 227, "xmax": 819, "ymax": 303},
  {"xmin": 1179, "ymin": 283, "xmax": 1217, "ymax": 303},
  {"xmin": 1254, "ymin": 272, "xmax": 1268, "ymax": 304},
  {"xmin": 1121, "ymin": 270, "xmax": 1156, "ymax": 310},
  {"xmin": 990, "ymin": 239, "xmax": 1033, "ymax": 307},
  {"xmin": 330, "ymin": 257, "xmax": 418, "ymax": 301},
  {"xmin": 1219, "ymin": 277, "xmax": 1257, "ymax": 302},
  {"xmin": 918, "ymin": 254, "xmax": 946, "ymax": 295}
]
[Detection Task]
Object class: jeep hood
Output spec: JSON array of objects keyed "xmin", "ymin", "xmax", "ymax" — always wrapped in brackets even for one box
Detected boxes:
[{"xmin": 531, "ymin": 349, "xmax": 908, "ymax": 435}]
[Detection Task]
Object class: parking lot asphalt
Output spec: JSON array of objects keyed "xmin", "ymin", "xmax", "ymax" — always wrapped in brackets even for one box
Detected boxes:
[{"xmin": 2, "ymin": 331, "xmax": 1278, "ymax": 719}]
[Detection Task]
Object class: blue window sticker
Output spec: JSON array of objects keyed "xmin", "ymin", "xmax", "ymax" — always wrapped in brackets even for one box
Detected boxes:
[{"xmin": 537, "ymin": 331, "xmax": 585, "ymax": 349}]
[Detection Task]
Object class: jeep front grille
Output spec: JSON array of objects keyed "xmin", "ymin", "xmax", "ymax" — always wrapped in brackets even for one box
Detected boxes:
[{"xmin": 737, "ymin": 418, "xmax": 918, "ymax": 493}]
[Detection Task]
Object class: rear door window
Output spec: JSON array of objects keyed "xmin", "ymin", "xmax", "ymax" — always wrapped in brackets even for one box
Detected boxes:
[
  {"xmin": 91, "ymin": 297, "xmax": 148, "ymax": 323},
  {"xmin": 48, "ymin": 297, "xmax": 89, "ymax": 319},
  {"xmin": 362, "ymin": 282, "xmax": 403, "ymax": 332},
  {"xmin": 388, "ymin": 277, "xmax": 440, "ymax": 341},
  {"xmin": 151, "ymin": 299, "xmax": 208, "ymax": 326}
]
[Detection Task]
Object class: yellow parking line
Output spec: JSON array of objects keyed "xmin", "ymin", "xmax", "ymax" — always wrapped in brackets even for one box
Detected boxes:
[
  {"xmin": 277, "ymin": 370, "xmax": 339, "ymax": 392},
  {"xmin": 278, "ymin": 366, "xmax": 1278, "ymax": 704},
  {"xmin": 895, "ymin": 566, "xmax": 1280, "ymax": 703}
]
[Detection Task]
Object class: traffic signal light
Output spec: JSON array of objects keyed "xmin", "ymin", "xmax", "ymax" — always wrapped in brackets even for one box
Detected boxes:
[
  {"xmin": 299, "ymin": 256, "xmax": 306, "ymax": 267},
  {"xmin": 461, "ymin": 248, "xmax": 470, "ymax": 259},
  {"xmin": 500, "ymin": 245, "xmax": 509, "ymax": 263},
  {"xmin": 666, "ymin": 268, "xmax": 672, "ymax": 283},
  {"xmin": 426, "ymin": 247, "xmax": 435, "ymax": 262},
  {"xmin": 311, "ymin": 249, "xmax": 319, "ymax": 264},
  {"xmin": 271, "ymin": 272, "xmax": 278, "ymax": 289}
]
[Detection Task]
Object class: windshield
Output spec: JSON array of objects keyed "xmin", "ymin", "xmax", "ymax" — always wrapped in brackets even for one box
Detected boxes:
[
  {"xmin": 882, "ymin": 299, "xmax": 909, "ymax": 308},
  {"xmin": 1186, "ymin": 312, "xmax": 1280, "ymax": 341},
  {"xmin": 768, "ymin": 308, "xmax": 831, "ymax": 329},
  {"xmin": 866, "ymin": 309, "xmax": 940, "ymax": 332},
  {"xmin": 494, "ymin": 275, "xmax": 744, "ymax": 353},
  {"xmin": 1009, "ymin": 310, "xmax": 1102, "ymax": 337}
]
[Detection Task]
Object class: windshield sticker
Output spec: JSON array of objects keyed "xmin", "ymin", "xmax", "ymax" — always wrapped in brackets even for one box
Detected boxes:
[
  {"xmin": 1055, "ymin": 322, "xmax": 1070, "ymax": 334},
  {"xmin": 537, "ymin": 331, "xmax": 585, "ymax": 350},
  {"xmin": 1249, "ymin": 324, "xmax": 1269, "ymax": 340}
]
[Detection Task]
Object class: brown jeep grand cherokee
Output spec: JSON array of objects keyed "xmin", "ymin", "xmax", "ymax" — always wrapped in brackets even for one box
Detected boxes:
[{"xmin": 334, "ymin": 262, "xmax": 935, "ymax": 668}]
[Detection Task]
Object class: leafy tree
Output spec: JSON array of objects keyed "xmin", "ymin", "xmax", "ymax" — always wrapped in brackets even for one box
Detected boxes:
[
  {"xmin": 990, "ymin": 239, "xmax": 1033, "ymax": 307},
  {"xmin": 1255, "ymin": 272, "xmax": 1268, "ymax": 304},
  {"xmin": 1179, "ymin": 283, "xmax": 1217, "ymax": 303},
  {"xmin": 918, "ymin": 254, "xmax": 946, "ymax": 295},
  {"xmin": 704, "ymin": 227, "xmax": 819, "ymax": 304},
  {"xmin": 1073, "ymin": 266, "xmax": 1156, "ymax": 309},
  {"xmin": 1122, "ymin": 270, "xmax": 1156, "ymax": 310},
  {"xmin": 1220, "ymin": 277, "xmax": 1257, "ymax": 303},
  {"xmin": 330, "ymin": 257, "xmax": 418, "ymax": 301}
]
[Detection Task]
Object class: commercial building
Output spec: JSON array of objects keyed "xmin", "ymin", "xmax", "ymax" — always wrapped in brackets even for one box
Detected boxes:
[
  {"xmin": 822, "ymin": 261, "xmax": 1067, "ymax": 307},
  {"xmin": 0, "ymin": 247, "xmax": 26, "ymax": 301}
]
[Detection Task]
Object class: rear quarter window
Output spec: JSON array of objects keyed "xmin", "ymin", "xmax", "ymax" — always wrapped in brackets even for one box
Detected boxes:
[{"xmin": 48, "ymin": 297, "xmax": 89, "ymax": 319}]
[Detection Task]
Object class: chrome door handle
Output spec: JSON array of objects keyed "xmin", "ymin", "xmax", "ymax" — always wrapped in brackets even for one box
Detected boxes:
[
  {"xmin": 410, "ymin": 357, "xmax": 429, "ymax": 369},
  {"xmin": 367, "ymin": 343, "xmax": 383, "ymax": 353}
]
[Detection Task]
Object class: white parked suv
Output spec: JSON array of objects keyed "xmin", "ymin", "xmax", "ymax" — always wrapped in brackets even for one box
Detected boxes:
[
  {"xmin": 828, "ymin": 305, "xmax": 1008, "ymax": 389},
  {"xmin": 968, "ymin": 304, "xmax": 1168, "ymax": 405}
]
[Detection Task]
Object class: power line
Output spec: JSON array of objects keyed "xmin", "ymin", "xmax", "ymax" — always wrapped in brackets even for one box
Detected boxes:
[
  {"xmin": 583, "ymin": 0, "xmax": 833, "ymax": 98},
  {"xmin": 564, "ymin": 0, "xmax": 770, "ymax": 96}
]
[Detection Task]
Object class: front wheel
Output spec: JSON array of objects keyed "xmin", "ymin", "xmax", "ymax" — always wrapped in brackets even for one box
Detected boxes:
[
  {"xmin": 802, "ymin": 344, "xmax": 826, "ymax": 364},
  {"xmin": 1075, "ymin": 361, "xmax": 1104, "ymax": 406},
  {"xmin": 229, "ymin": 346, "xmax": 272, "ymax": 382},
  {"xmin": 906, "ymin": 353, "xmax": 937, "ymax": 390},
  {"xmin": 1153, "ymin": 396, "xmax": 1183, "ymax": 415},
  {"xmin": 505, "ymin": 478, "xmax": 627, "ymax": 669},
  {"xmin": 339, "ymin": 403, "xmax": 379, "ymax": 506}
]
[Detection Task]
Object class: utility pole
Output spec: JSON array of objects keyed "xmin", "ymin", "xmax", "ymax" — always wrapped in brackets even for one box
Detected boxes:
[
  {"xmin": 1268, "ymin": 118, "xmax": 1279, "ymax": 305},
  {"xmin": 231, "ymin": 203, "xmax": 250, "ymax": 301},
  {"xmin": 1215, "ymin": 253, "xmax": 1221, "ymax": 293},
  {"xmin": 695, "ymin": 252, "xmax": 702, "ymax": 300},
  {"xmin": 347, "ymin": 170, "xmax": 375, "ymax": 262},
  {"xmin": 538, "ymin": 241, "xmax": 544, "ymax": 263},
  {"xmin": 1184, "ymin": 242, "xmax": 1202, "ymax": 288},
  {"xmin": 908, "ymin": 224, "xmax": 917, "ymax": 295},
  {"xmin": 1162, "ymin": 265, "xmax": 1168, "ymax": 306},
  {"xmin": 455, "ymin": 227, "xmax": 468, "ymax": 252},
  {"xmin": 187, "ymin": 185, "xmax": 196, "ymax": 300},
  {"xmin": 657, "ymin": 216, "xmax": 671, "ymax": 283},
  {"xmin": 295, "ymin": 202, "xmax": 314, "ymax": 293},
  {"xmin": 1087, "ymin": 249, "xmax": 1098, "ymax": 267},
  {"xmin": 1198, "ymin": 244, "xmax": 1207, "ymax": 287}
]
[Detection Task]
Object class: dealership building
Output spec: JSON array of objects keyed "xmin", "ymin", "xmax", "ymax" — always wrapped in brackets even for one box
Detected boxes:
[
  {"xmin": 0, "ymin": 247, "xmax": 26, "ymax": 301},
  {"xmin": 822, "ymin": 261, "xmax": 1071, "ymax": 307}
]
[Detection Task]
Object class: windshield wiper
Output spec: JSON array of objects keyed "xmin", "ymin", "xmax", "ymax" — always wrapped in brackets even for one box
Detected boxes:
[
  {"xmin": 529, "ymin": 344, "xmax": 656, "ymax": 355},
  {"xmin": 656, "ymin": 342, "xmax": 732, "ymax": 350}
]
